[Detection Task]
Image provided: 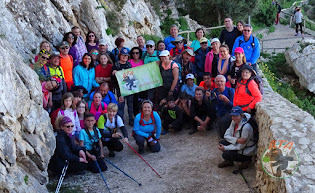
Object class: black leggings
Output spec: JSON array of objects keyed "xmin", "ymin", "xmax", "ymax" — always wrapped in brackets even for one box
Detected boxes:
[
  {"xmin": 219, "ymin": 139, "xmax": 252, "ymax": 162},
  {"xmin": 296, "ymin": 23, "xmax": 303, "ymax": 34}
]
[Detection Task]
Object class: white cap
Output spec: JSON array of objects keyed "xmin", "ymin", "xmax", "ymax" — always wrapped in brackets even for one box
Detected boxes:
[
  {"xmin": 211, "ymin": 38, "xmax": 220, "ymax": 44},
  {"xmin": 159, "ymin": 50, "xmax": 170, "ymax": 57},
  {"xmin": 99, "ymin": 39, "xmax": 107, "ymax": 46},
  {"xmin": 186, "ymin": 73, "xmax": 194, "ymax": 80},
  {"xmin": 146, "ymin": 40, "xmax": 155, "ymax": 46}
]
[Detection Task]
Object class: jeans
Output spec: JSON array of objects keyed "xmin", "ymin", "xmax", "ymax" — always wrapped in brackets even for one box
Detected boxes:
[
  {"xmin": 219, "ymin": 139, "xmax": 252, "ymax": 162},
  {"xmin": 133, "ymin": 134, "xmax": 160, "ymax": 153}
]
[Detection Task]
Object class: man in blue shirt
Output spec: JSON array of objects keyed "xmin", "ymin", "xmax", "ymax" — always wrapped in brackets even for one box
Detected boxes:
[
  {"xmin": 89, "ymin": 82, "xmax": 118, "ymax": 105},
  {"xmin": 232, "ymin": 24, "xmax": 260, "ymax": 71},
  {"xmin": 164, "ymin": 24, "xmax": 183, "ymax": 51}
]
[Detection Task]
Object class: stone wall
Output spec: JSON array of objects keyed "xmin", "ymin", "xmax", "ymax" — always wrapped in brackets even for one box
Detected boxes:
[{"xmin": 255, "ymin": 89, "xmax": 315, "ymax": 192}]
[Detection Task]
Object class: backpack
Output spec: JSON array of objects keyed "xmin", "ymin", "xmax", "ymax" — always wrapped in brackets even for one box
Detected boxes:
[
  {"xmin": 102, "ymin": 114, "xmax": 118, "ymax": 132},
  {"xmin": 243, "ymin": 75, "xmax": 264, "ymax": 96},
  {"xmin": 239, "ymin": 117, "xmax": 259, "ymax": 145},
  {"xmin": 88, "ymin": 101, "xmax": 105, "ymax": 111},
  {"xmin": 238, "ymin": 36, "xmax": 255, "ymax": 50}
]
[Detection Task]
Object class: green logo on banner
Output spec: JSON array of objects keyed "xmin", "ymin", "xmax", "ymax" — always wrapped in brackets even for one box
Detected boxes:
[{"xmin": 115, "ymin": 62, "xmax": 163, "ymax": 96}]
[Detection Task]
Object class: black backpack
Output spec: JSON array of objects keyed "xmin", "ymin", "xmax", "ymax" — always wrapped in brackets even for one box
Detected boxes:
[
  {"xmin": 239, "ymin": 117, "xmax": 259, "ymax": 144},
  {"xmin": 84, "ymin": 126, "xmax": 101, "ymax": 157},
  {"xmin": 245, "ymin": 75, "xmax": 264, "ymax": 96}
]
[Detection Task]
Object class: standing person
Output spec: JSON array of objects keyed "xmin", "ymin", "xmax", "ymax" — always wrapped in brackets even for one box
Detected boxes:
[
  {"xmin": 31, "ymin": 49, "xmax": 51, "ymax": 81},
  {"xmin": 48, "ymin": 116, "xmax": 88, "ymax": 176},
  {"xmin": 129, "ymin": 47, "xmax": 144, "ymax": 67},
  {"xmin": 63, "ymin": 32, "xmax": 80, "ymax": 68},
  {"xmin": 79, "ymin": 113, "xmax": 107, "ymax": 173},
  {"xmin": 73, "ymin": 53, "xmax": 99, "ymax": 99},
  {"xmin": 170, "ymin": 37, "xmax": 187, "ymax": 58},
  {"xmin": 275, "ymin": 2, "xmax": 282, "ymax": 25},
  {"xmin": 217, "ymin": 45, "xmax": 233, "ymax": 82},
  {"xmin": 228, "ymin": 47, "xmax": 247, "ymax": 88},
  {"xmin": 95, "ymin": 53, "xmax": 113, "ymax": 85},
  {"xmin": 232, "ymin": 24, "xmax": 260, "ymax": 71},
  {"xmin": 137, "ymin": 35, "xmax": 146, "ymax": 52},
  {"xmin": 220, "ymin": 17, "xmax": 238, "ymax": 54},
  {"xmin": 190, "ymin": 28, "xmax": 211, "ymax": 52},
  {"xmin": 112, "ymin": 48, "xmax": 134, "ymax": 126},
  {"xmin": 97, "ymin": 103, "xmax": 128, "ymax": 157},
  {"xmin": 142, "ymin": 40, "xmax": 159, "ymax": 64},
  {"xmin": 193, "ymin": 37, "xmax": 211, "ymax": 84},
  {"xmin": 157, "ymin": 40, "xmax": 166, "ymax": 53},
  {"xmin": 133, "ymin": 100, "xmax": 161, "ymax": 154},
  {"xmin": 174, "ymin": 49, "xmax": 194, "ymax": 82},
  {"xmin": 218, "ymin": 106, "xmax": 256, "ymax": 169},
  {"xmin": 112, "ymin": 37, "xmax": 130, "ymax": 62},
  {"xmin": 164, "ymin": 24, "xmax": 183, "ymax": 51},
  {"xmin": 158, "ymin": 50, "xmax": 179, "ymax": 103},
  {"xmin": 236, "ymin": 21, "xmax": 244, "ymax": 37},
  {"xmin": 99, "ymin": 39, "xmax": 116, "ymax": 64},
  {"xmin": 85, "ymin": 31, "xmax": 99, "ymax": 52},
  {"xmin": 294, "ymin": 8, "xmax": 303, "ymax": 36},
  {"xmin": 72, "ymin": 26, "xmax": 88, "ymax": 64},
  {"xmin": 90, "ymin": 49, "xmax": 99, "ymax": 66},
  {"xmin": 34, "ymin": 41, "xmax": 52, "ymax": 62},
  {"xmin": 58, "ymin": 41, "xmax": 74, "ymax": 91},
  {"xmin": 205, "ymin": 38, "xmax": 221, "ymax": 78}
]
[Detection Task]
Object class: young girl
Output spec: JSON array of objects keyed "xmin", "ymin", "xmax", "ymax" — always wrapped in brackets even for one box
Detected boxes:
[
  {"xmin": 89, "ymin": 49, "xmax": 99, "ymax": 66},
  {"xmin": 79, "ymin": 113, "xmax": 107, "ymax": 173},
  {"xmin": 88, "ymin": 91, "xmax": 108, "ymax": 121},
  {"xmin": 76, "ymin": 100, "xmax": 88, "ymax": 129},
  {"xmin": 57, "ymin": 92, "xmax": 81, "ymax": 138},
  {"xmin": 227, "ymin": 47, "xmax": 247, "ymax": 88},
  {"xmin": 217, "ymin": 45, "xmax": 232, "ymax": 87},
  {"xmin": 42, "ymin": 78, "xmax": 60, "ymax": 112},
  {"xmin": 97, "ymin": 103, "xmax": 128, "ymax": 157},
  {"xmin": 95, "ymin": 53, "xmax": 113, "ymax": 85}
]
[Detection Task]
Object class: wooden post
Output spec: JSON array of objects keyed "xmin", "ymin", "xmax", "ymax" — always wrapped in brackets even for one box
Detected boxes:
[
  {"xmin": 187, "ymin": 32, "xmax": 189, "ymax": 42},
  {"xmin": 248, "ymin": 15, "xmax": 251, "ymax": 25},
  {"xmin": 304, "ymin": 19, "xmax": 306, "ymax": 33}
]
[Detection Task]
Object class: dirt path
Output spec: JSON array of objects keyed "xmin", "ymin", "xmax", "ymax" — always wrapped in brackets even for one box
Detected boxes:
[{"xmin": 48, "ymin": 124, "xmax": 256, "ymax": 193}]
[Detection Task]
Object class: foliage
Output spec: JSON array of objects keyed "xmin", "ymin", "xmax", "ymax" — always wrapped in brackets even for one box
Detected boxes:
[
  {"xmin": 24, "ymin": 175, "xmax": 28, "ymax": 185},
  {"xmin": 106, "ymin": 28, "xmax": 112, "ymax": 35},
  {"xmin": 268, "ymin": 25, "xmax": 275, "ymax": 33},
  {"xmin": 252, "ymin": 0, "xmax": 277, "ymax": 27},
  {"xmin": 105, "ymin": 11, "xmax": 121, "ymax": 35},
  {"xmin": 142, "ymin": 34, "xmax": 162, "ymax": 44},
  {"xmin": 147, "ymin": 0, "xmax": 162, "ymax": 16},
  {"xmin": 256, "ymin": 33, "xmax": 263, "ymax": 39},
  {"xmin": 260, "ymin": 53, "xmax": 315, "ymax": 117},
  {"xmin": 160, "ymin": 9, "xmax": 177, "ymax": 37},
  {"xmin": 310, "ymin": 0, "xmax": 315, "ymax": 6}
]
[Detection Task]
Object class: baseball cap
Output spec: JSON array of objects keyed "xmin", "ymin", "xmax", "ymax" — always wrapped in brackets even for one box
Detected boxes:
[
  {"xmin": 50, "ymin": 51, "xmax": 61, "ymax": 59},
  {"xmin": 99, "ymin": 39, "xmax": 107, "ymax": 46},
  {"xmin": 211, "ymin": 38, "xmax": 220, "ymax": 44},
  {"xmin": 199, "ymin": 37, "xmax": 208, "ymax": 44},
  {"xmin": 120, "ymin": 48, "xmax": 130, "ymax": 56},
  {"xmin": 186, "ymin": 73, "xmax": 194, "ymax": 80},
  {"xmin": 146, "ymin": 40, "xmax": 155, "ymax": 46},
  {"xmin": 230, "ymin": 106, "xmax": 243, "ymax": 116},
  {"xmin": 234, "ymin": 47, "xmax": 244, "ymax": 54},
  {"xmin": 58, "ymin": 41, "xmax": 69, "ymax": 48},
  {"xmin": 159, "ymin": 50, "xmax": 170, "ymax": 57}
]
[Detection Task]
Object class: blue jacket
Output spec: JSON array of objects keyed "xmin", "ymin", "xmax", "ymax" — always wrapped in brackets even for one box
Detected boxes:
[
  {"xmin": 212, "ymin": 87, "xmax": 234, "ymax": 117},
  {"xmin": 193, "ymin": 47, "xmax": 211, "ymax": 78},
  {"xmin": 232, "ymin": 35, "xmax": 260, "ymax": 64},
  {"xmin": 133, "ymin": 111, "xmax": 161, "ymax": 139},
  {"xmin": 73, "ymin": 65, "xmax": 99, "ymax": 97},
  {"xmin": 89, "ymin": 90, "xmax": 118, "ymax": 105},
  {"xmin": 164, "ymin": 35, "xmax": 183, "ymax": 51}
]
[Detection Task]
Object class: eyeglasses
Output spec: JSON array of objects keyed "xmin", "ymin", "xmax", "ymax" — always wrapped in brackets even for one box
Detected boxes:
[
  {"xmin": 132, "ymin": 52, "xmax": 140, "ymax": 55},
  {"xmin": 65, "ymin": 125, "xmax": 74, "ymax": 128},
  {"xmin": 92, "ymin": 52, "xmax": 98, "ymax": 55},
  {"xmin": 146, "ymin": 45, "xmax": 154, "ymax": 48},
  {"xmin": 89, "ymin": 34, "xmax": 95, "ymax": 37},
  {"xmin": 42, "ymin": 56, "xmax": 49, "ymax": 60},
  {"xmin": 67, "ymin": 36, "xmax": 74, "ymax": 39},
  {"xmin": 175, "ymin": 41, "xmax": 183, "ymax": 44},
  {"xmin": 61, "ymin": 47, "xmax": 69, "ymax": 49},
  {"xmin": 243, "ymin": 29, "xmax": 251, "ymax": 32},
  {"xmin": 201, "ymin": 42, "xmax": 208, "ymax": 44}
]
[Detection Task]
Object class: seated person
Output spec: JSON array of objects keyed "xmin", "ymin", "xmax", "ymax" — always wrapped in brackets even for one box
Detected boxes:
[
  {"xmin": 97, "ymin": 103, "xmax": 128, "ymax": 157},
  {"xmin": 89, "ymin": 82, "xmax": 118, "ymax": 105},
  {"xmin": 218, "ymin": 106, "xmax": 256, "ymax": 170},
  {"xmin": 175, "ymin": 92, "xmax": 192, "ymax": 125},
  {"xmin": 76, "ymin": 100, "xmax": 87, "ymax": 129},
  {"xmin": 181, "ymin": 73, "xmax": 197, "ymax": 98},
  {"xmin": 42, "ymin": 78, "xmax": 60, "ymax": 112},
  {"xmin": 79, "ymin": 113, "xmax": 107, "ymax": 173},
  {"xmin": 189, "ymin": 87, "xmax": 215, "ymax": 135},
  {"xmin": 161, "ymin": 96, "xmax": 183, "ymax": 135},
  {"xmin": 31, "ymin": 49, "xmax": 51, "ymax": 82},
  {"xmin": 88, "ymin": 91, "xmax": 108, "ymax": 121},
  {"xmin": 48, "ymin": 116, "xmax": 88, "ymax": 176},
  {"xmin": 72, "ymin": 91, "xmax": 83, "ymax": 109},
  {"xmin": 211, "ymin": 75, "xmax": 235, "ymax": 138},
  {"xmin": 133, "ymin": 100, "xmax": 161, "ymax": 154},
  {"xmin": 199, "ymin": 72, "xmax": 215, "ymax": 91}
]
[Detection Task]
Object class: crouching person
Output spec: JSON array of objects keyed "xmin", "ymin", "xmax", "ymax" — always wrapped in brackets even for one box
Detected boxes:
[
  {"xmin": 218, "ymin": 106, "xmax": 256, "ymax": 169},
  {"xmin": 161, "ymin": 96, "xmax": 183, "ymax": 135},
  {"xmin": 79, "ymin": 113, "xmax": 107, "ymax": 173},
  {"xmin": 133, "ymin": 100, "xmax": 161, "ymax": 154},
  {"xmin": 97, "ymin": 103, "xmax": 128, "ymax": 157},
  {"xmin": 49, "ymin": 116, "xmax": 88, "ymax": 176}
]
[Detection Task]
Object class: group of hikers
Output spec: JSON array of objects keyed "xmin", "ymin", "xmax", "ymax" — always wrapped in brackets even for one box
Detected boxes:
[{"xmin": 32, "ymin": 16, "xmax": 263, "ymax": 179}]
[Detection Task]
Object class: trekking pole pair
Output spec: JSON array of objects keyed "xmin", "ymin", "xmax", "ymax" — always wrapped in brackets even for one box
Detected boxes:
[
  {"xmin": 55, "ymin": 160, "xmax": 69, "ymax": 193},
  {"xmin": 95, "ymin": 160, "xmax": 111, "ymax": 193}
]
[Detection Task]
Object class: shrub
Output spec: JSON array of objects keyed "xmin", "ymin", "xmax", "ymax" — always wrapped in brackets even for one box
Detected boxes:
[
  {"xmin": 253, "ymin": 2, "xmax": 277, "ymax": 27},
  {"xmin": 160, "ymin": 9, "xmax": 177, "ymax": 37},
  {"xmin": 142, "ymin": 34, "xmax": 162, "ymax": 45},
  {"xmin": 106, "ymin": 11, "xmax": 121, "ymax": 35}
]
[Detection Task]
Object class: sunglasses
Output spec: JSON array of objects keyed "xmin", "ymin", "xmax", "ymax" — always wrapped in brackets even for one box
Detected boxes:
[
  {"xmin": 92, "ymin": 52, "xmax": 98, "ymax": 55},
  {"xmin": 61, "ymin": 47, "xmax": 69, "ymax": 49},
  {"xmin": 89, "ymin": 34, "xmax": 95, "ymax": 37},
  {"xmin": 243, "ymin": 29, "xmax": 251, "ymax": 32},
  {"xmin": 65, "ymin": 125, "xmax": 74, "ymax": 128},
  {"xmin": 42, "ymin": 56, "xmax": 49, "ymax": 60},
  {"xmin": 132, "ymin": 52, "xmax": 140, "ymax": 55},
  {"xmin": 67, "ymin": 36, "xmax": 74, "ymax": 39},
  {"xmin": 146, "ymin": 45, "xmax": 154, "ymax": 48},
  {"xmin": 201, "ymin": 42, "xmax": 208, "ymax": 44},
  {"xmin": 175, "ymin": 41, "xmax": 183, "ymax": 44}
]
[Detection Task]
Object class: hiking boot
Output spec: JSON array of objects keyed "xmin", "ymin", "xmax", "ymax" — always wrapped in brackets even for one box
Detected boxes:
[
  {"xmin": 161, "ymin": 129, "xmax": 169, "ymax": 135},
  {"xmin": 108, "ymin": 151, "xmax": 115, "ymax": 157},
  {"xmin": 138, "ymin": 148, "xmax": 144, "ymax": 154},
  {"xmin": 294, "ymin": 33, "xmax": 298, "ymax": 36},
  {"xmin": 218, "ymin": 160, "xmax": 234, "ymax": 168},
  {"xmin": 238, "ymin": 160, "xmax": 252, "ymax": 170},
  {"xmin": 189, "ymin": 128, "xmax": 198, "ymax": 135}
]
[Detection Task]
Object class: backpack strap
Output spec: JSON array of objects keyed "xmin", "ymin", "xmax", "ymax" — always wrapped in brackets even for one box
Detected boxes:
[
  {"xmin": 251, "ymin": 36, "xmax": 255, "ymax": 49},
  {"xmin": 172, "ymin": 47, "xmax": 176, "ymax": 57},
  {"xmin": 60, "ymin": 110, "xmax": 64, "ymax": 115},
  {"xmin": 88, "ymin": 101, "xmax": 92, "ymax": 110},
  {"xmin": 101, "ymin": 102, "xmax": 105, "ymax": 111}
]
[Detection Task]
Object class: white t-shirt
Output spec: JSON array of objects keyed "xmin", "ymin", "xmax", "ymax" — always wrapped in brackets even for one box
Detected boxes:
[{"xmin": 104, "ymin": 115, "xmax": 124, "ymax": 129}]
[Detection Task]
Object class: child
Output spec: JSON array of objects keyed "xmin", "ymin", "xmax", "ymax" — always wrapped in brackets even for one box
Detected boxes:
[
  {"xmin": 180, "ymin": 73, "xmax": 197, "ymax": 98},
  {"xmin": 161, "ymin": 96, "xmax": 183, "ymax": 135},
  {"xmin": 72, "ymin": 91, "xmax": 83, "ymax": 109},
  {"xmin": 57, "ymin": 92, "xmax": 81, "ymax": 138},
  {"xmin": 42, "ymin": 78, "xmax": 60, "ymax": 112},
  {"xmin": 97, "ymin": 103, "xmax": 128, "ymax": 157},
  {"xmin": 79, "ymin": 113, "xmax": 107, "ymax": 173},
  {"xmin": 175, "ymin": 92, "xmax": 192, "ymax": 126},
  {"xmin": 76, "ymin": 100, "xmax": 87, "ymax": 129},
  {"xmin": 88, "ymin": 91, "xmax": 108, "ymax": 121}
]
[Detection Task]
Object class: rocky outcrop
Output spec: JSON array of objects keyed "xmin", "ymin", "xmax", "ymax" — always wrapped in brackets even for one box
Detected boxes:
[
  {"xmin": 0, "ymin": 37, "xmax": 55, "ymax": 192},
  {"xmin": 285, "ymin": 39, "xmax": 315, "ymax": 94}
]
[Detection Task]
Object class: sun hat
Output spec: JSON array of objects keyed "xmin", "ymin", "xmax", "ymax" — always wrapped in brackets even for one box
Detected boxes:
[
  {"xmin": 171, "ymin": 36, "xmax": 184, "ymax": 45},
  {"xmin": 99, "ymin": 39, "xmax": 107, "ymax": 46},
  {"xmin": 182, "ymin": 49, "xmax": 195, "ymax": 56},
  {"xmin": 159, "ymin": 50, "xmax": 170, "ymax": 57},
  {"xmin": 146, "ymin": 40, "xmax": 155, "ymax": 46}
]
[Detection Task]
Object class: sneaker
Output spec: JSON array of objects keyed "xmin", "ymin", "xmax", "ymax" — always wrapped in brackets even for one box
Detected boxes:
[
  {"xmin": 108, "ymin": 151, "xmax": 115, "ymax": 157},
  {"xmin": 238, "ymin": 160, "xmax": 252, "ymax": 170},
  {"xmin": 294, "ymin": 33, "xmax": 298, "ymax": 36},
  {"xmin": 161, "ymin": 130, "xmax": 169, "ymax": 135},
  {"xmin": 218, "ymin": 160, "xmax": 234, "ymax": 168}
]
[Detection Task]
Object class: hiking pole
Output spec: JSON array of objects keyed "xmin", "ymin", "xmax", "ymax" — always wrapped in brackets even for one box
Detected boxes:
[
  {"xmin": 125, "ymin": 142, "xmax": 162, "ymax": 178},
  {"xmin": 104, "ymin": 158, "xmax": 142, "ymax": 186},
  {"xmin": 95, "ymin": 160, "xmax": 111, "ymax": 193},
  {"xmin": 55, "ymin": 160, "xmax": 69, "ymax": 193}
]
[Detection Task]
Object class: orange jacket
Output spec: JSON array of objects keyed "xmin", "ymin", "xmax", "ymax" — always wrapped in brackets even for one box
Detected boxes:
[
  {"xmin": 59, "ymin": 54, "xmax": 73, "ymax": 83},
  {"xmin": 233, "ymin": 79, "xmax": 262, "ymax": 111}
]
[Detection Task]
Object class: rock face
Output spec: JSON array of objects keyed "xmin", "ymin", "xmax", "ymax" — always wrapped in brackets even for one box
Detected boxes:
[
  {"xmin": 285, "ymin": 40, "xmax": 315, "ymax": 94},
  {"xmin": 0, "ymin": 37, "xmax": 55, "ymax": 192}
]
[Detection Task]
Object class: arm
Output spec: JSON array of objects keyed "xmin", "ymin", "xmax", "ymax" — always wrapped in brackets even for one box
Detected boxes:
[
  {"xmin": 117, "ymin": 116, "xmax": 128, "ymax": 138},
  {"xmin": 224, "ymin": 122, "xmax": 238, "ymax": 145},
  {"xmin": 249, "ymin": 38, "xmax": 260, "ymax": 64},
  {"xmin": 227, "ymin": 88, "xmax": 235, "ymax": 107},
  {"xmin": 74, "ymin": 111, "xmax": 81, "ymax": 133},
  {"xmin": 91, "ymin": 69, "xmax": 100, "ymax": 88},
  {"xmin": 248, "ymin": 81, "xmax": 262, "ymax": 110},
  {"xmin": 172, "ymin": 107, "xmax": 183, "ymax": 127},
  {"xmin": 56, "ymin": 135, "xmax": 80, "ymax": 162},
  {"xmin": 133, "ymin": 114, "xmax": 150, "ymax": 138},
  {"xmin": 73, "ymin": 67, "xmax": 82, "ymax": 86},
  {"xmin": 224, "ymin": 124, "xmax": 252, "ymax": 151},
  {"xmin": 95, "ymin": 77, "xmax": 105, "ymax": 84},
  {"xmin": 153, "ymin": 111, "xmax": 162, "ymax": 139},
  {"xmin": 170, "ymin": 67, "xmax": 179, "ymax": 92}
]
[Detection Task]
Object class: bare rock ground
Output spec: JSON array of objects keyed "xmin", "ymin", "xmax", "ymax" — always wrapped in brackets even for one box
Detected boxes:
[{"xmin": 48, "ymin": 125, "xmax": 257, "ymax": 193}]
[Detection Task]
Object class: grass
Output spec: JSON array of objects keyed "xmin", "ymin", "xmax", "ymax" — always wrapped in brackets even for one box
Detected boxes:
[{"xmin": 260, "ymin": 53, "xmax": 315, "ymax": 117}]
